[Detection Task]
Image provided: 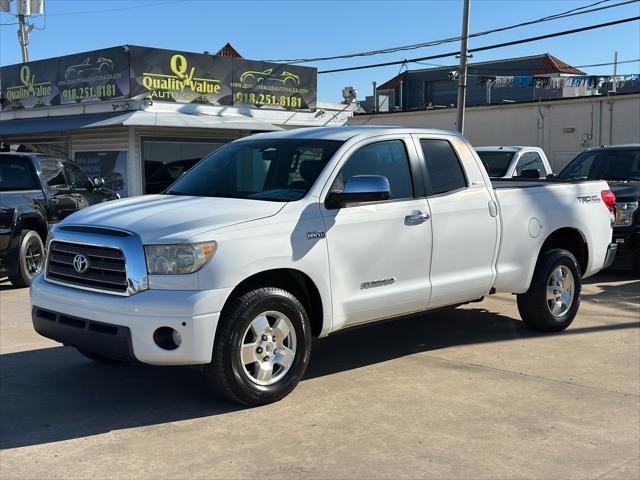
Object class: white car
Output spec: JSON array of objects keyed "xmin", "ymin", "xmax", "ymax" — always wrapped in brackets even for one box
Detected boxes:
[
  {"xmin": 30, "ymin": 127, "xmax": 616, "ymax": 406},
  {"xmin": 475, "ymin": 146, "xmax": 552, "ymax": 179}
]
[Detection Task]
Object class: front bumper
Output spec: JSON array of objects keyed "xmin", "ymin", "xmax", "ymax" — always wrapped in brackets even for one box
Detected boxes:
[
  {"xmin": 33, "ymin": 307, "xmax": 137, "ymax": 362},
  {"xmin": 30, "ymin": 273, "xmax": 232, "ymax": 365}
]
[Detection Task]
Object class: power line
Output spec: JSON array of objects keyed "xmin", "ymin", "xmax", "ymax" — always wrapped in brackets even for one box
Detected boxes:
[
  {"xmin": 45, "ymin": 0, "xmax": 189, "ymax": 16},
  {"xmin": 319, "ymin": 16, "xmax": 640, "ymax": 74},
  {"xmin": 265, "ymin": 0, "xmax": 637, "ymax": 63},
  {"xmin": 575, "ymin": 58, "xmax": 640, "ymax": 68},
  {"xmin": 420, "ymin": 58, "xmax": 640, "ymax": 73}
]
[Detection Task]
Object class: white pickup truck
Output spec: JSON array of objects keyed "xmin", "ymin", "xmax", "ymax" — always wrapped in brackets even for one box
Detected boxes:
[{"xmin": 30, "ymin": 127, "xmax": 617, "ymax": 406}]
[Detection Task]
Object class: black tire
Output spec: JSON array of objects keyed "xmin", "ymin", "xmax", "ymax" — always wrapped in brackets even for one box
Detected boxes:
[
  {"xmin": 8, "ymin": 230, "xmax": 45, "ymax": 288},
  {"xmin": 517, "ymin": 248, "xmax": 582, "ymax": 332},
  {"xmin": 76, "ymin": 348, "xmax": 125, "ymax": 364},
  {"xmin": 203, "ymin": 287, "xmax": 312, "ymax": 406}
]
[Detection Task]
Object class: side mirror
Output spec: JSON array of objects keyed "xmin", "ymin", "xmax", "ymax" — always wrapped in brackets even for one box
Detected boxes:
[
  {"xmin": 326, "ymin": 175, "xmax": 391, "ymax": 209},
  {"xmin": 518, "ymin": 169, "xmax": 540, "ymax": 179},
  {"xmin": 92, "ymin": 177, "xmax": 105, "ymax": 189}
]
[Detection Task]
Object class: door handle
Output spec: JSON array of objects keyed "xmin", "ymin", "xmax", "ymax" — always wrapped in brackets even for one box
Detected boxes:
[{"xmin": 404, "ymin": 212, "xmax": 430, "ymax": 225}]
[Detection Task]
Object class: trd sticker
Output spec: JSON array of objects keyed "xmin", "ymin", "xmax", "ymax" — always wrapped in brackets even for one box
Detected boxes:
[{"xmin": 577, "ymin": 195, "xmax": 600, "ymax": 204}]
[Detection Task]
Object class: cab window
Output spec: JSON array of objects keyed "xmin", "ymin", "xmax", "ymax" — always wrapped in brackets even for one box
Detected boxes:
[
  {"xmin": 333, "ymin": 140, "xmax": 414, "ymax": 200},
  {"xmin": 0, "ymin": 157, "xmax": 38, "ymax": 191},
  {"xmin": 420, "ymin": 139, "xmax": 467, "ymax": 195},
  {"xmin": 516, "ymin": 152, "xmax": 545, "ymax": 176},
  {"xmin": 40, "ymin": 160, "xmax": 67, "ymax": 188}
]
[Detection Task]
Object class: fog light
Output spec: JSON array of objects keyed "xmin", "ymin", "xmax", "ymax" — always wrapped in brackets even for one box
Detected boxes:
[
  {"xmin": 171, "ymin": 329, "xmax": 182, "ymax": 347},
  {"xmin": 153, "ymin": 327, "xmax": 180, "ymax": 350}
]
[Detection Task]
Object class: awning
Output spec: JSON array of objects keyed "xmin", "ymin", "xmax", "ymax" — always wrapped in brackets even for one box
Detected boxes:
[{"xmin": 0, "ymin": 110, "xmax": 282, "ymax": 136}]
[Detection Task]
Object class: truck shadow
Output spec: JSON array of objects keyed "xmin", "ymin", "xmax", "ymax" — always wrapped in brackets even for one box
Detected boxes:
[
  {"xmin": 1, "ymin": 304, "xmax": 638, "ymax": 450},
  {"xmin": 581, "ymin": 271, "xmax": 640, "ymax": 314}
]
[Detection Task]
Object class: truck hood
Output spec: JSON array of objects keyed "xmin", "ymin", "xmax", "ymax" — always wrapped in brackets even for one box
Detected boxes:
[
  {"xmin": 60, "ymin": 194, "xmax": 286, "ymax": 243},
  {"xmin": 608, "ymin": 181, "xmax": 640, "ymax": 202}
]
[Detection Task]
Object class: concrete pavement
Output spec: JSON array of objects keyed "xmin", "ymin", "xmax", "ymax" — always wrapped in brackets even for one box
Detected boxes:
[{"xmin": 0, "ymin": 271, "xmax": 638, "ymax": 479}]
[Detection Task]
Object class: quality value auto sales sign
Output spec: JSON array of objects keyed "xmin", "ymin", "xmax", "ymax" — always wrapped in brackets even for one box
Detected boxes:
[
  {"xmin": 128, "ymin": 46, "xmax": 233, "ymax": 106},
  {"xmin": 1, "ymin": 45, "xmax": 317, "ymax": 112}
]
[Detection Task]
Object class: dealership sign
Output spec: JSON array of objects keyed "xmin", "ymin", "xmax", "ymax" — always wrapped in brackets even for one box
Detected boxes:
[{"xmin": 0, "ymin": 45, "xmax": 317, "ymax": 112}]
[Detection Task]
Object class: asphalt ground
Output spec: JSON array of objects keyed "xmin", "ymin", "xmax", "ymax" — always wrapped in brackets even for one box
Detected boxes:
[{"xmin": 0, "ymin": 270, "xmax": 638, "ymax": 479}]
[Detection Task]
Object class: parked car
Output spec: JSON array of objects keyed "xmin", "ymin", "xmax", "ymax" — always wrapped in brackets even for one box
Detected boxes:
[
  {"xmin": 558, "ymin": 144, "xmax": 640, "ymax": 274},
  {"xmin": 0, "ymin": 153, "xmax": 118, "ymax": 287},
  {"xmin": 475, "ymin": 146, "xmax": 552, "ymax": 179},
  {"xmin": 30, "ymin": 127, "xmax": 616, "ymax": 406}
]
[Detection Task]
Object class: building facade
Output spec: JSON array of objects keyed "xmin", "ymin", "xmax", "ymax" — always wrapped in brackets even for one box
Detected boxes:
[
  {"xmin": 351, "ymin": 93, "xmax": 640, "ymax": 172},
  {"xmin": 359, "ymin": 53, "xmax": 638, "ymax": 113}
]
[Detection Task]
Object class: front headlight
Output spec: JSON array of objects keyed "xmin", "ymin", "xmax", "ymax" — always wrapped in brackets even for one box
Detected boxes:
[
  {"xmin": 614, "ymin": 202, "xmax": 639, "ymax": 226},
  {"xmin": 144, "ymin": 242, "xmax": 217, "ymax": 275}
]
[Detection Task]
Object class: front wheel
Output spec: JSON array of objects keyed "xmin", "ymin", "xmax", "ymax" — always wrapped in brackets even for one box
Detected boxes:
[
  {"xmin": 517, "ymin": 249, "xmax": 581, "ymax": 332},
  {"xmin": 203, "ymin": 288, "xmax": 312, "ymax": 406},
  {"xmin": 9, "ymin": 230, "xmax": 45, "ymax": 288}
]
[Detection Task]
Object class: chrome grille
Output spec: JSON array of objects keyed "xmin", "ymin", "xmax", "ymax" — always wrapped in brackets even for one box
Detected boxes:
[{"xmin": 46, "ymin": 241, "xmax": 127, "ymax": 293}]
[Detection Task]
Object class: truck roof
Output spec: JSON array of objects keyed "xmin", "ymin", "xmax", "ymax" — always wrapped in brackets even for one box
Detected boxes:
[
  {"xmin": 586, "ymin": 144, "xmax": 640, "ymax": 151},
  {"xmin": 237, "ymin": 126, "xmax": 463, "ymax": 142},
  {"xmin": 475, "ymin": 146, "xmax": 538, "ymax": 152}
]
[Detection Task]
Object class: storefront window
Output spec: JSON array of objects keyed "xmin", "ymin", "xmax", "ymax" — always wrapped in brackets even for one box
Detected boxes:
[
  {"xmin": 142, "ymin": 138, "xmax": 228, "ymax": 194},
  {"xmin": 75, "ymin": 151, "xmax": 129, "ymax": 197}
]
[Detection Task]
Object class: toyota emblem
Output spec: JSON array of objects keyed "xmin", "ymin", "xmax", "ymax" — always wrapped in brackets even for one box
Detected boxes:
[{"xmin": 72, "ymin": 254, "xmax": 90, "ymax": 274}]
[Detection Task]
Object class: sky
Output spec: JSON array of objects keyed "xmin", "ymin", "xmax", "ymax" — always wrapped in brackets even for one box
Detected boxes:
[{"xmin": 1, "ymin": 0, "xmax": 639, "ymax": 103}]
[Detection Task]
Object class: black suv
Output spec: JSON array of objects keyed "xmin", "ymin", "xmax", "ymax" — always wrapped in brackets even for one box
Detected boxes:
[
  {"xmin": 0, "ymin": 153, "xmax": 119, "ymax": 287},
  {"xmin": 558, "ymin": 145, "xmax": 640, "ymax": 274}
]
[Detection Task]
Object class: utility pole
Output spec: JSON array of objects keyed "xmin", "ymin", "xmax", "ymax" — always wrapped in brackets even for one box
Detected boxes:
[
  {"xmin": 17, "ymin": 13, "xmax": 30, "ymax": 63},
  {"xmin": 612, "ymin": 51, "xmax": 618, "ymax": 93},
  {"xmin": 455, "ymin": 0, "xmax": 471, "ymax": 133}
]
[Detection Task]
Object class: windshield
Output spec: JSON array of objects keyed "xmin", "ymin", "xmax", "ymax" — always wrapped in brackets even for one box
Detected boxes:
[
  {"xmin": 476, "ymin": 151, "xmax": 516, "ymax": 177},
  {"xmin": 558, "ymin": 149, "xmax": 640, "ymax": 181},
  {"xmin": 165, "ymin": 139, "xmax": 343, "ymax": 201}
]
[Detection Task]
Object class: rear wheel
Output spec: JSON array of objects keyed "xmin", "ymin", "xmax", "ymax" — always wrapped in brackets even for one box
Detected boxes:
[
  {"xmin": 9, "ymin": 230, "xmax": 45, "ymax": 288},
  {"xmin": 203, "ymin": 287, "xmax": 312, "ymax": 406},
  {"xmin": 517, "ymin": 249, "xmax": 581, "ymax": 332}
]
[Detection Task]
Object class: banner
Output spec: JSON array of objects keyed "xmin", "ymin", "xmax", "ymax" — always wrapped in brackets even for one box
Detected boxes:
[
  {"xmin": 1, "ymin": 45, "xmax": 318, "ymax": 112},
  {"xmin": 1, "ymin": 58, "xmax": 59, "ymax": 110},
  {"xmin": 129, "ymin": 46, "xmax": 233, "ymax": 106},
  {"xmin": 58, "ymin": 47, "xmax": 130, "ymax": 105},
  {"xmin": 231, "ymin": 59, "xmax": 317, "ymax": 111},
  {"xmin": 476, "ymin": 75, "xmax": 640, "ymax": 89}
]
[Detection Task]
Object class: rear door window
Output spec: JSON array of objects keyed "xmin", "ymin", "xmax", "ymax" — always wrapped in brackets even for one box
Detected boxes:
[
  {"xmin": 420, "ymin": 139, "xmax": 467, "ymax": 195},
  {"xmin": 0, "ymin": 157, "xmax": 39, "ymax": 191}
]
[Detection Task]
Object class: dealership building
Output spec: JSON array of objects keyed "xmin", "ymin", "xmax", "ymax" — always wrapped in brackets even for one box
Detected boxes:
[{"xmin": 0, "ymin": 44, "xmax": 354, "ymax": 196}]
